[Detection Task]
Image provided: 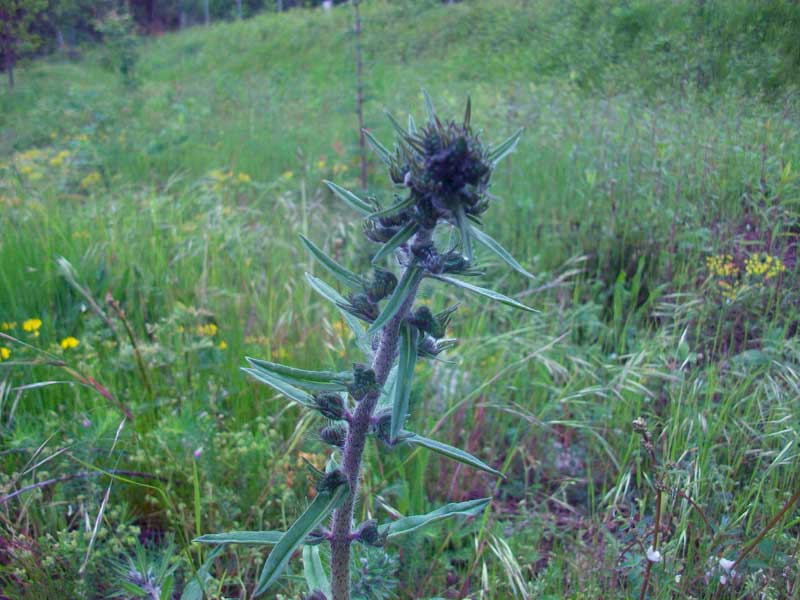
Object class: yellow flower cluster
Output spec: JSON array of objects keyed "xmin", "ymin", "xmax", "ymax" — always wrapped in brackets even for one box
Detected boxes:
[
  {"xmin": 706, "ymin": 254, "xmax": 739, "ymax": 277},
  {"xmin": 744, "ymin": 253, "xmax": 786, "ymax": 280},
  {"xmin": 198, "ymin": 323, "xmax": 218, "ymax": 337},
  {"xmin": 1, "ymin": 321, "xmax": 16, "ymax": 331},
  {"xmin": 209, "ymin": 169, "xmax": 252, "ymax": 191},
  {"xmin": 0, "ymin": 347, "xmax": 10, "ymax": 361},
  {"xmin": 60, "ymin": 336, "xmax": 80, "ymax": 350},
  {"xmin": 80, "ymin": 171, "xmax": 102, "ymax": 189},
  {"xmin": 23, "ymin": 318, "xmax": 42, "ymax": 335},
  {"xmin": 49, "ymin": 150, "xmax": 71, "ymax": 167}
]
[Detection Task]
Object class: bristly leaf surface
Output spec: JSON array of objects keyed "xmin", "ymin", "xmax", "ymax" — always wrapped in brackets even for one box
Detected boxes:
[
  {"xmin": 390, "ymin": 322, "xmax": 418, "ymax": 442},
  {"xmin": 433, "ymin": 274, "xmax": 538, "ymax": 313},
  {"xmin": 300, "ymin": 235, "xmax": 366, "ymax": 290},
  {"xmin": 380, "ymin": 497, "xmax": 490, "ymax": 540},
  {"xmin": 488, "ymin": 128, "xmax": 523, "ymax": 166},
  {"xmin": 242, "ymin": 367, "xmax": 315, "ymax": 407},
  {"xmin": 323, "ymin": 180, "xmax": 374, "ymax": 215},
  {"xmin": 194, "ymin": 531, "xmax": 284, "ymax": 545},
  {"xmin": 468, "ymin": 224, "xmax": 535, "ymax": 278},
  {"xmin": 405, "ymin": 433, "xmax": 505, "ymax": 478}
]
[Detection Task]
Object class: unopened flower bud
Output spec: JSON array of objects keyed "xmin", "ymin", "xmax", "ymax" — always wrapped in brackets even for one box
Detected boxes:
[
  {"xmin": 349, "ymin": 364, "xmax": 380, "ymax": 401},
  {"xmin": 314, "ymin": 392, "xmax": 345, "ymax": 420},
  {"xmin": 320, "ymin": 424, "xmax": 348, "ymax": 448},
  {"xmin": 340, "ymin": 293, "xmax": 379, "ymax": 323},
  {"xmin": 367, "ymin": 269, "xmax": 397, "ymax": 303},
  {"xmin": 355, "ymin": 519, "xmax": 385, "ymax": 547},
  {"xmin": 318, "ymin": 469, "xmax": 348, "ymax": 494}
]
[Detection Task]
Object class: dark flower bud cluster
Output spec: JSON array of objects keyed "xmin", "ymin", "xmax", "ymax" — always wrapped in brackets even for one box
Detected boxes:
[
  {"xmin": 320, "ymin": 423, "xmax": 348, "ymax": 448},
  {"xmin": 318, "ymin": 469, "xmax": 348, "ymax": 494},
  {"xmin": 365, "ymin": 268, "xmax": 398, "ymax": 303},
  {"xmin": 340, "ymin": 293, "xmax": 379, "ymax": 323},
  {"xmin": 348, "ymin": 364, "xmax": 381, "ymax": 401},
  {"xmin": 314, "ymin": 392, "xmax": 346, "ymax": 420},
  {"xmin": 354, "ymin": 519, "xmax": 385, "ymax": 547}
]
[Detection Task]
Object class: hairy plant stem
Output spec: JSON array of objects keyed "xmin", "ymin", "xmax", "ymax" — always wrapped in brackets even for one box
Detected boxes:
[{"xmin": 330, "ymin": 229, "xmax": 431, "ymax": 600}]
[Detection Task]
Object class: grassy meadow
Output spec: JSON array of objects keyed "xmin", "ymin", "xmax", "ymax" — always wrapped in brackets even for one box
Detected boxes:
[{"xmin": 2, "ymin": 1, "xmax": 800, "ymax": 598}]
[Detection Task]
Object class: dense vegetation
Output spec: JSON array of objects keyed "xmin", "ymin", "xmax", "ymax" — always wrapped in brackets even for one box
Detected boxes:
[{"xmin": 1, "ymin": 1, "xmax": 800, "ymax": 598}]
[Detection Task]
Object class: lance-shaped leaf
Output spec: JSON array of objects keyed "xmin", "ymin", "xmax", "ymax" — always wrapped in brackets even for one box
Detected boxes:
[
  {"xmin": 368, "ymin": 195, "xmax": 415, "ymax": 219},
  {"xmin": 242, "ymin": 367, "xmax": 314, "ymax": 407},
  {"xmin": 422, "ymin": 88, "xmax": 437, "ymax": 124},
  {"xmin": 303, "ymin": 545, "xmax": 331, "ymax": 597},
  {"xmin": 323, "ymin": 180, "xmax": 374, "ymax": 215},
  {"xmin": 254, "ymin": 476, "xmax": 349, "ymax": 597},
  {"xmin": 468, "ymin": 225, "xmax": 535, "ymax": 279},
  {"xmin": 488, "ymin": 128, "xmax": 523, "ymax": 167},
  {"xmin": 405, "ymin": 433, "xmax": 504, "ymax": 478},
  {"xmin": 363, "ymin": 130, "xmax": 393, "ymax": 166},
  {"xmin": 367, "ymin": 266, "xmax": 424, "ymax": 335},
  {"xmin": 380, "ymin": 497, "xmax": 490, "ymax": 540},
  {"xmin": 390, "ymin": 322, "xmax": 418, "ymax": 442},
  {"xmin": 385, "ymin": 111, "xmax": 415, "ymax": 143},
  {"xmin": 371, "ymin": 221, "xmax": 419, "ymax": 265},
  {"xmin": 300, "ymin": 235, "xmax": 365, "ymax": 291},
  {"xmin": 408, "ymin": 114, "xmax": 417, "ymax": 135},
  {"xmin": 455, "ymin": 205, "xmax": 473, "ymax": 262},
  {"xmin": 194, "ymin": 531, "xmax": 284, "ymax": 545},
  {"xmin": 305, "ymin": 273, "xmax": 370, "ymax": 354},
  {"xmin": 433, "ymin": 274, "xmax": 538, "ymax": 313},
  {"xmin": 245, "ymin": 357, "xmax": 351, "ymax": 392}
]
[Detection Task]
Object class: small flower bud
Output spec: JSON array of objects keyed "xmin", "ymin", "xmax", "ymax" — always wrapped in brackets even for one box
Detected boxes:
[
  {"xmin": 314, "ymin": 392, "xmax": 345, "ymax": 420},
  {"xmin": 340, "ymin": 293, "xmax": 379, "ymax": 323},
  {"xmin": 318, "ymin": 469, "xmax": 348, "ymax": 494},
  {"xmin": 372, "ymin": 410, "xmax": 393, "ymax": 445},
  {"xmin": 410, "ymin": 306, "xmax": 446, "ymax": 339},
  {"xmin": 411, "ymin": 242, "xmax": 441, "ymax": 273},
  {"xmin": 320, "ymin": 424, "xmax": 348, "ymax": 448},
  {"xmin": 366, "ymin": 268, "xmax": 398, "ymax": 303},
  {"xmin": 349, "ymin": 364, "xmax": 380, "ymax": 401},
  {"xmin": 305, "ymin": 528, "xmax": 329, "ymax": 546},
  {"xmin": 355, "ymin": 519, "xmax": 385, "ymax": 547}
]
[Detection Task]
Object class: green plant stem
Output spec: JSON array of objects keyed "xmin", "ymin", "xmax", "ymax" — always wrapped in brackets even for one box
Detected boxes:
[{"xmin": 330, "ymin": 230, "xmax": 430, "ymax": 600}]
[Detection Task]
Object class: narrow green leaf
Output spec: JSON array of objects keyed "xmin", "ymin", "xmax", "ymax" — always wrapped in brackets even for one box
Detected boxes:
[
  {"xmin": 385, "ymin": 111, "xmax": 414, "ymax": 142},
  {"xmin": 303, "ymin": 545, "xmax": 331, "ymax": 597},
  {"xmin": 242, "ymin": 367, "xmax": 315, "ymax": 407},
  {"xmin": 371, "ymin": 221, "xmax": 419, "ymax": 265},
  {"xmin": 194, "ymin": 531, "xmax": 284, "ymax": 545},
  {"xmin": 463, "ymin": 96, "xmax": 472, "ymax": 128},
  {"xmin": 391, "ymin": 322, "xmax": 418, "ymax": 442},
  {"xmin": 246, "ymin": 357, "xmax": 352, "ymax": 387},
  {"xmin": 408, "ymin": 114, "xmax": 417, "ymax": 135},
  {"xmin": 305, "ymin": 273, "xmax": 371, "ymax": 355},
  {"xmin": 469, "ymin": 225, "xmax": 535, "ymax": 278},
  {"xmin": 488, "ymin": 128, "xmax": 523, "ymax": 166},
  {"xmin": 254, "ymin": 480, "xmax": 349, "ymax": 596},
  {"xmin": 300, "ymin": 235, "xmax": 365, "ymax": 290},
  {"xmin": 363, "ymin": 130, "xmax": 393, "ymax": 166},
  {"xmin": 323, "ymin": 180, "xmax": 373, "ymax": 215},
  {"xmin": 380, "ymin": 497, "xmax": 490, "ymax": 540},
  {"xmin": 367, "ymin": 266, "xmax": 424, "ymax": 335},
  {"xmin": 405, "ymin": 434, "xmax": 505, "ymax": 478},
  {"xmin": 368, "ymin": 195, "xmax": 415, "ymax": 219},
  {"xmin": 455, "ymin": 206, "xmax": 473, "ymax": 262},
  {"xmin": 422, "ymin": 88, "xmax": 436, "ymax": 124},
  {"xmin": 434, "ymin": 274, "xmax": 538, "ymax": 313}
]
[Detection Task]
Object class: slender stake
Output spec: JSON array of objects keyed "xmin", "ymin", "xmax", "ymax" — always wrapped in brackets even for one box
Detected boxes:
[
  {"xmin": 330, "ymin": 230, "xmax": 430, "ymax": 600},
  {"xmin": 353, "ymin": 0, "xmax": 368, "ymax": 190}
]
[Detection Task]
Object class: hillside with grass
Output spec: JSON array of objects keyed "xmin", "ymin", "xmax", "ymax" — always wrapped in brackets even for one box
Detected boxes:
[{"xmin": 1, "ymin": 1, "xmax": 800, "ymax": 598}]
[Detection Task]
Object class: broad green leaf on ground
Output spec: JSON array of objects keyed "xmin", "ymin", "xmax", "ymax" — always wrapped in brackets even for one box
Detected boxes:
[
  {"xmin": 469, "ymin": 224, "xmax": 535, "ymax": 278},
  {"xmin": 380, "ymin": 497, "xmax": 491, "ymax": 540},
  {"xmin": 405, "ymin": 433, "xmax": 504, "ymax": 478},
  {"xmin": 433, "ymin": 274, "xmax": 538, "ymax": 313},
  {"xmin": 368, "ymin": 266, "xmax": 424, "ymax": 335},
  {"xmin": 300, "ymin": 235, "xmax": 365, "ymax": 290},
  {"xmin": 254, "ymin": 478, "xmax": 349, "ymax": 596},
  {"xmin": 391, "ymin": 322, "xmax": 418, "ymax": 442}
]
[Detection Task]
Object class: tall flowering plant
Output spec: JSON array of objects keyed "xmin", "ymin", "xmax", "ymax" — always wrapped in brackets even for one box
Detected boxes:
[{"xmin": 196, "ymin": 93, "xmax": 533, "ymax": 600}]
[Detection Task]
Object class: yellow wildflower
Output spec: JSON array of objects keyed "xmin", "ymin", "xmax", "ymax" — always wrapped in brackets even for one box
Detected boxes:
[
  {"xmin": 23, "ymin": 318, "xmax": 42, "ymax": 333},
  {"xmin": 281, "ymin": 170, "xmax": 294, "ymax": 180},
  {"xmin": 80, "ymin": 171, "xmax": 102, "ymax": 189},
  {"xmin": 17, "ymin": 148, "xmax": 42, "ymax": 162},
  {"xmin": 49, "ymin": 150, "xmax": 71, "ymax": 167},
  {"xmin": 237, "ymin": 172, "xmax": 252, "ymax": 184},
  {"xmin": 316, "ymin": 160, "xmax": 327, "ymax": 170},
  {"xmin": 60, "ymin": 336, "xmax": 80, "ymax": 350},
  {"xmin": 0, "ymin": 347, "xmax": 10, "ymax": 361},
  {"xmin": 198, "ymin": 323, "xmax": 218, "ymax": 337},
  {"xmin": 1, "ymin": 321, "xmax": 16, "ymax": 331},
  {"xmin": 218, "ymin": 340, "xmax": 228, "ymax": 350}
]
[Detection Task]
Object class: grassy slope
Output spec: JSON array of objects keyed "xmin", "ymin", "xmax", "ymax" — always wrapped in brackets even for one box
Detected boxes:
[{"xmin": 1, "ymin": 1, "xmax": 800, "ymax": 598}]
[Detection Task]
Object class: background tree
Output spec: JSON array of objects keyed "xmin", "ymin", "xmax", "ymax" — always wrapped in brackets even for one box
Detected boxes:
[{"xmin": 0, "ymin": 0, "xmax": 48, "ymax": 90}]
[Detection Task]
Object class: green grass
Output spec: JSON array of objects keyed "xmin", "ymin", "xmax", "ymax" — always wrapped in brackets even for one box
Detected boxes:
[{"xmin": 2, "ymin": 1, "xmax": 800, "ymax": 598}]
